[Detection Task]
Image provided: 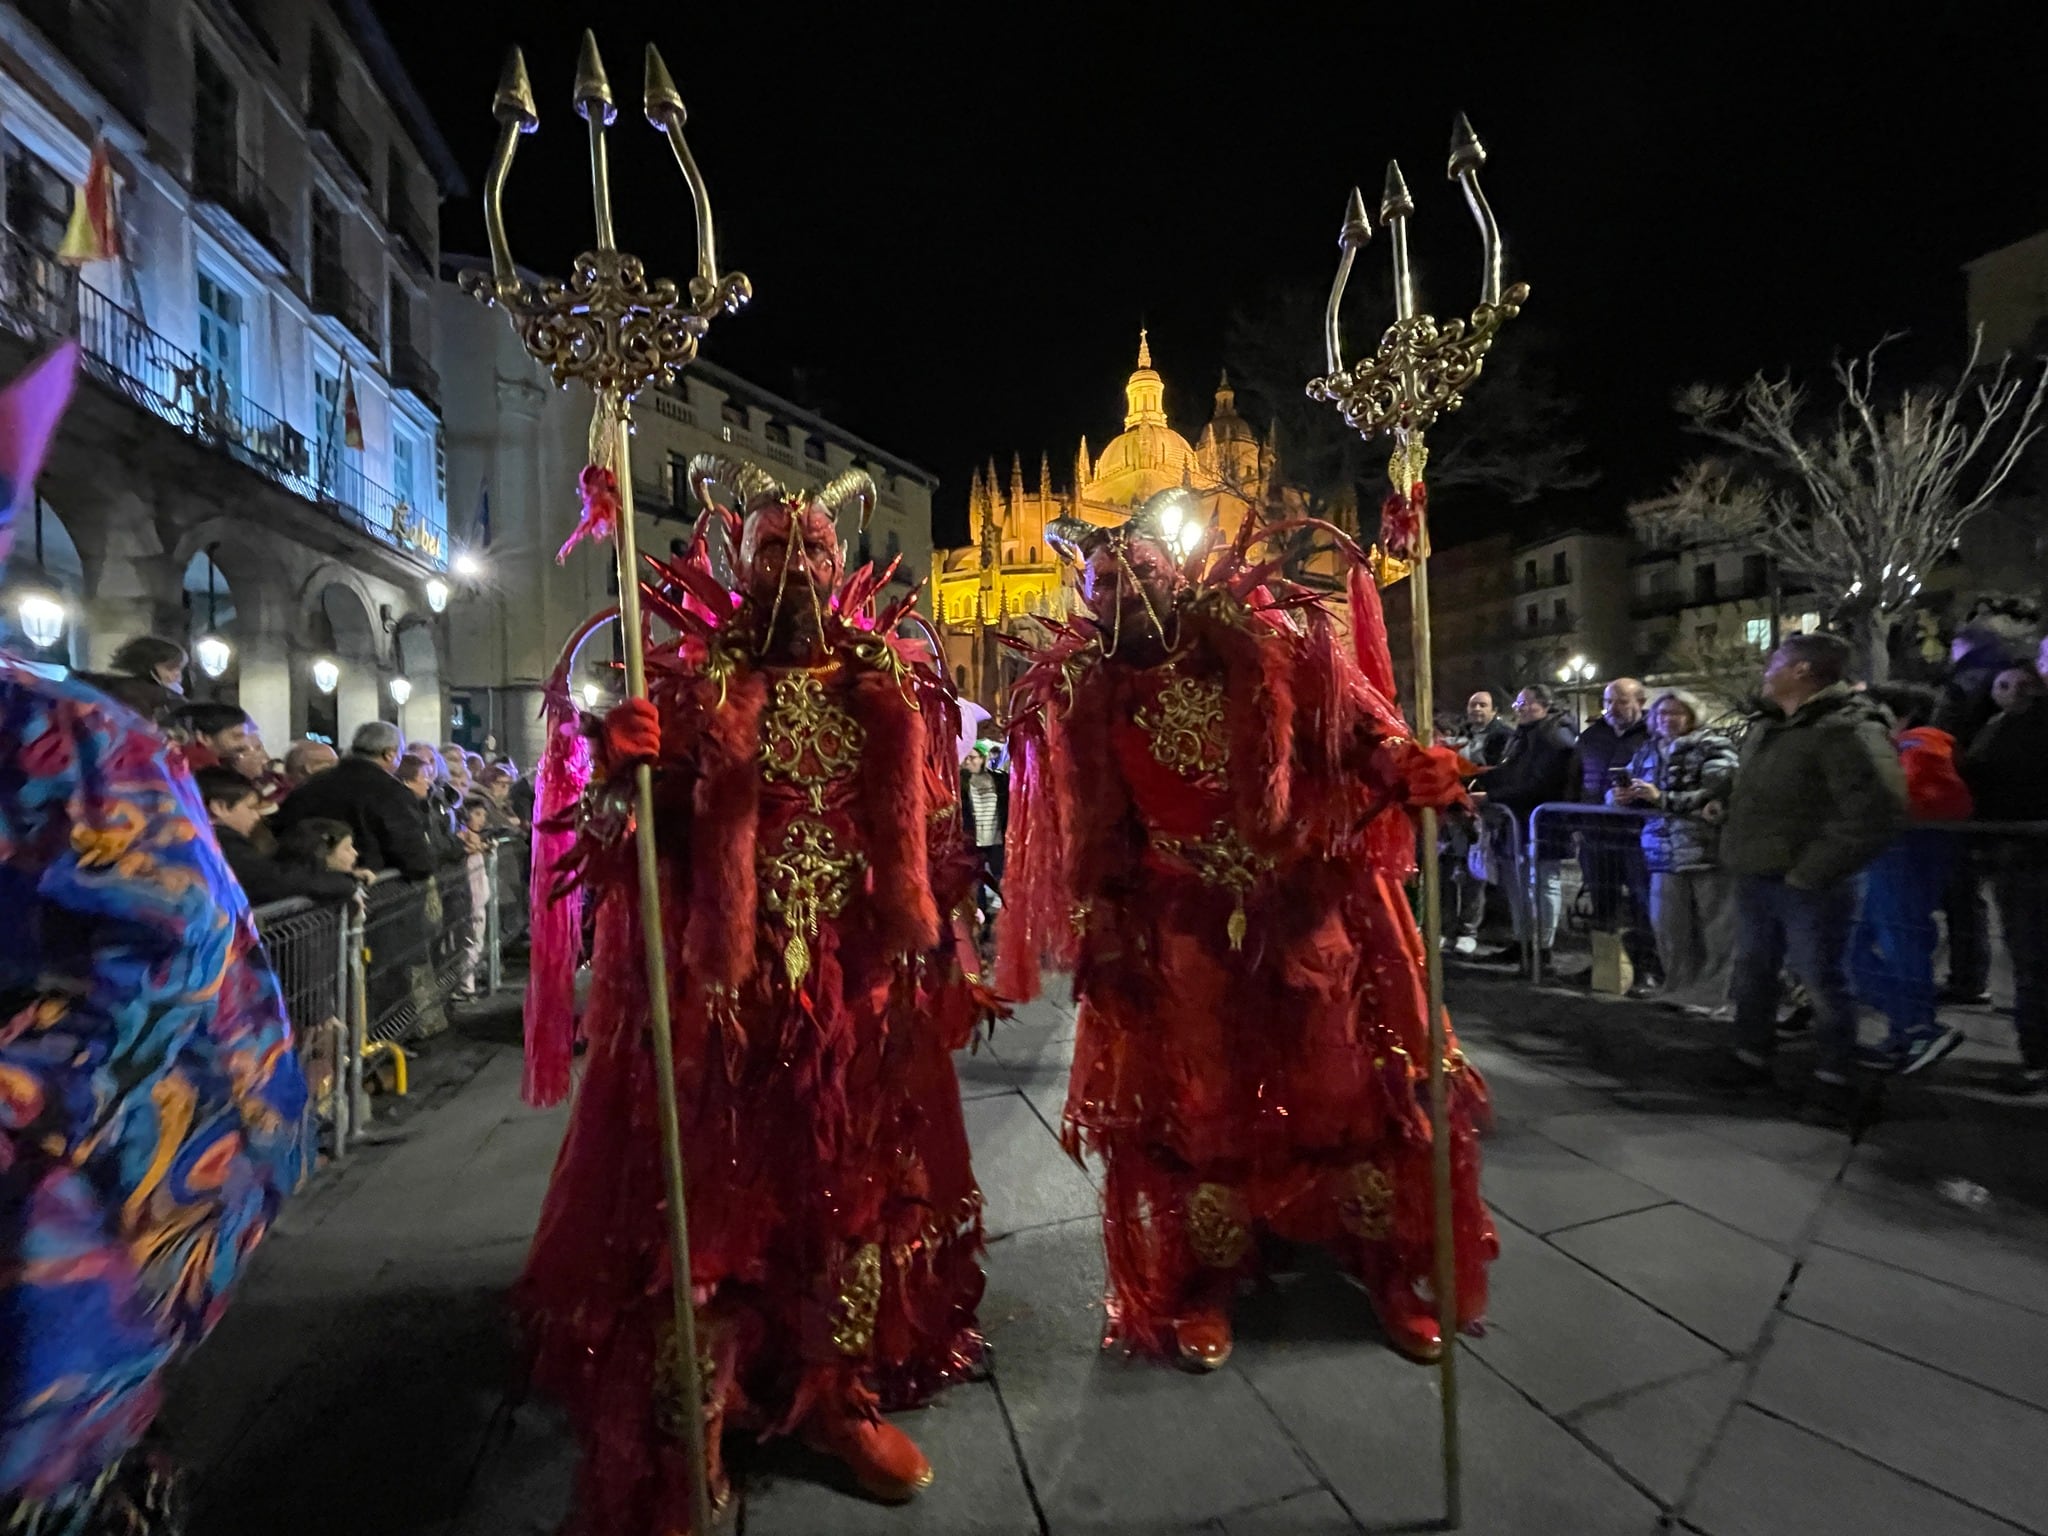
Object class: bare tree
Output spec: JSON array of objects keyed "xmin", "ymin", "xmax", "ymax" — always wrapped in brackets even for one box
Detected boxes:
[{"xmin": 1631, "ymin": 335, "xmax": 2048, "ymax": 680}]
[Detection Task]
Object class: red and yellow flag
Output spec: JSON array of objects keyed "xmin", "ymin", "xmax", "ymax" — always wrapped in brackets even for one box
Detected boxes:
[
  {"xmin": 56, "ymin": 136, "xmax": 120, "ymax": 266},
  {"xmin": 340, "ymin": 360, "xmax": 364, "ymax": 450}
]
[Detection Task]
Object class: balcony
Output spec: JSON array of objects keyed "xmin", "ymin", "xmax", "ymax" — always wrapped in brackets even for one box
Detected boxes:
[
  {"xmin": 193, "ymin": 151, "xmax": 293, "ymax": 270},
  {"xmin": 390, "ymin": 338, "xmax": 439, "ymax": 409},
  {"xmin": 312, "ymin": 255, "xmax": 380, "ymax": 351},
  {"xmin": 1517, "ymin": 611, "xmax": 1577, "ymax": 637},
  {"xmin": 392, "ymin": 197, "xmax": 435, "ymax": 273},
  {"xmin": 17, "ymin": 0, "xmax": 148, "ymax": 126},
  {"xmin": 309, "ymin": 89, "xmax": 375, "ymax": 187},
  {"xmin": 0, "ymin": 221, "xmax": 444, "ymax": 568}
]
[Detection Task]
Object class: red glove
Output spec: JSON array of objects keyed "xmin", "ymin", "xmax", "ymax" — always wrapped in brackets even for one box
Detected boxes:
[
  {"xmin": 1389, "ymin": 740, "xmax": 1474, "ymax": 811},
  {"xmin": 602, "ymin": 698, "xmax": 661, "ymax": 770}
]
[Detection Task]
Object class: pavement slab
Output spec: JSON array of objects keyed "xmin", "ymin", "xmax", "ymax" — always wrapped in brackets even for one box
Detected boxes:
[
  {"xmin": 1549, "ymin": 1204, "xmax": 1794, "ymax": 1354},
  {"xmin": 1205, "ymin": 1489, "xmax": 1359, "ymax": 1534},
  {"xmin": 1747, "ymin": 1316, "xmax": 2048, "ymax": 1533},
  {"xmin": 963, "ymin": 1090, "xmax": 1099, "ymax": 1238},
  {"xmin": 1686, "ymin": 1405, "xmax": 2021, "ymax": 1536},
  {"xmin": 1785, "ymin": 1243, "xmax": 2048, "ymax": 1411},
  {"xmin": 1813, "ymin": 1182, "xmax": 2048, "ymax": 1318},
  {"xmin": 1571, "ymin": 1361, "xmax": 1747, "ymax": 1508},
  {"xmin": 1479, "ymin": 1128, "xmax": 1668, "ymax": 1235},
  {"xmin": 1464, "ymin": 1215, "xmax": 1726, "ymax": 1416}
]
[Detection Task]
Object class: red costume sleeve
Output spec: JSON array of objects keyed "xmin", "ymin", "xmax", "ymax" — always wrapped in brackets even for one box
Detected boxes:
[{"xmin": 850, "ymin": 670, "xmax": 939, "ymax": 956}]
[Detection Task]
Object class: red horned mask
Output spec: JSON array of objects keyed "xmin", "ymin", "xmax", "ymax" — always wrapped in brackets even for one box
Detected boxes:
[{"xmin": 688, "ymin": 454, "xmax": 876, "ymax": 607}]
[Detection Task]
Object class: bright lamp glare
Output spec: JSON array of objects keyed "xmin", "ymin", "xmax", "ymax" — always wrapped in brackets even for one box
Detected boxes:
[
  {"xmin": 453, "ymin": 552, "xmax": 484, "ymax": 578},
  {"xmin": 194, "ymin": 633, "xmax": 232, "ymax": 678},
  {"xmin": 581, "ymin": 683, "xmax": 601, "ymax": 709},
  {"xmin": 424, "ymin": 577, "xmax": 449, "ymax": 613},
  {"xmin": 17, "ymin": 593, "xmax": 65, "ymax": 649},
  {"xmin": 389, "ymin": 675, "xmax": 413, "ymax": 706},
  {"xmin": 312, "ymin": 657, "xmax": 340, "ymax": 694}
]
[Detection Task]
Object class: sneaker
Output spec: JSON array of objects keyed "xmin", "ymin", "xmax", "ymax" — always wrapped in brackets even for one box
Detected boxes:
[
  {"xmin": 1852, "ymin": 1043, "xmax": 1901, "ymax": 1074},
  {"xmin": 1626, "ymin": 980, "xmax": 1662, "ymax": 1001},
  {"xmin": 1449, "ymin": 934, "xmax": 1479, "ymax": 956},
  {"xmin": 1896, "ymin": 1025, "xmax": 1967, "ymax": 1078},
  {"xmin": 1707, "ymin": 1050, "xmax": 1773, "ymax": 1092},
  {"xmin": 1939, "ymin": 985, "xmax": 1992, "ymax": 1006},
  {"xmin": 1477, "ymin": 943, "xmax": 1522, "ymax": 963},
  {"xmin": 2000, "ymin": 1065, "xmax": 2048, "ymax": 1097},
  {"xmin": 1775, "ymin": 1005, "xmax": 1813, "ymax": 1043}
]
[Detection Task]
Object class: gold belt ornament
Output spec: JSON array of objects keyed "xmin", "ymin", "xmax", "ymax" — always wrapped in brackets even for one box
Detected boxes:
[
  {"xmin": 759, "ymin": 817, "xmax": 863, "ymax": 986},
  {"xmin": 1184, "ymin": 1183, "xmax": 1252, "ymax": 1268},
  {"xmin": 761, "ymin": 671, "xmax": 865, "ymax": 815},
  {"xmin": 1152, "ymin": 821, "xmax": 1272, "ymax": 950},
  {"xmin": 1339, "ymin": 1162, "xmax": 1396, "ymax": 1242},
  {"xmin": 832, "ymin": 1242, "xmax": 884, "ymax": 1355}
]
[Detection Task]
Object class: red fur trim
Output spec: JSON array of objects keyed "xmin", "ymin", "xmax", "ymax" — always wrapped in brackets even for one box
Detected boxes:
[
  {"xmin": 522, "ymin": 702, "xmax": 592, "ymax": 1107},
  {"xmin": 684, "ymin": 670, "xmax": 765, "ymax": 988},
  {"xmin": 1066, "ymin": 664, "xmax": 1137, "ymax": 902},
  {"xmin": 849, "ymin": 669, "xmax": 938, "ymax": 954},
  {"xmin": 1201, "ymin": 615, "xmax": 1294, "ymax": 840}
]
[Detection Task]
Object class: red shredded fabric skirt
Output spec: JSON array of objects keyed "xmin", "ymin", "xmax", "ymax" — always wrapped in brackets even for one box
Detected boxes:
[
  {"xmin": 1064, "ymin": 858, "xmax": 1495, "ymax": 1355},
  {"xmin": 514, "ymin": 889, "xmax": 985, "ymax": 1535}
]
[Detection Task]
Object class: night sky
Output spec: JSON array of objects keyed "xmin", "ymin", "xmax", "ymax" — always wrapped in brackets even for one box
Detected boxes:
[{"xmin": 373, "ymin": 1, "xmax": 2046, "ymax": 548}]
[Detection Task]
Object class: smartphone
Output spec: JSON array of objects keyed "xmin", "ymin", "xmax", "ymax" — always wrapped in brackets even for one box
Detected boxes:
[{"xmin": 1608, "ymin": 766, "xmax": 1633, "ymax": 789}]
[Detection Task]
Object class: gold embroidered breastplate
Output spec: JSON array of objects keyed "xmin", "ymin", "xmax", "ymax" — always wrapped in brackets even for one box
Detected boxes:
[
  {"xmin": 1135, "ymin": 673, "xmax": 1230, "ymax": 784},
  {"xmin": 758, "ymin": 672, "xmax": 867, "ymax": 985}
]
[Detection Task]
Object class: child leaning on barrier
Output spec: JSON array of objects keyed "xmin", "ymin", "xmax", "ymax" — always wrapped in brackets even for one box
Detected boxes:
[
  {"xmin": 1611, "ymin": 689, "xmax": 1739, "ymax": 1011},
  {"xmin": 1846, "ymin": 683, "xmax": 1972, "ymax": 1077}
]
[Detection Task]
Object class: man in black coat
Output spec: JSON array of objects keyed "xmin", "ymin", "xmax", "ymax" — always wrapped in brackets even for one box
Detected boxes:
[
  {"xmin": 1570, "ymin": 677, "xmax": 1658, "ymax": 983},
  {"xmin": 1444, "ymin": 691, "xmax": 1515, "ymax": 954},
  {"xmin": 1473, "ymin": 683, "xmax": 1578, "ymax": 959},
  {"xmin": 272, "ymin": 721, "xmax": 438, "ymax": 878},
  {"xmin": 1935, "ymin": 625, "xmax": 2016, "ymax": 1003},
  {"xmin": 1962, "ymin": 660, "xmax": 2048, "ymax": 1095}
]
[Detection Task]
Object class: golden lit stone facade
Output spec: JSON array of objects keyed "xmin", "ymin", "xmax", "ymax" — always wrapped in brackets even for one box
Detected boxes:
[{"xmin": 938, "ymin": 331, "xmax": 1276, "ymax": 706}]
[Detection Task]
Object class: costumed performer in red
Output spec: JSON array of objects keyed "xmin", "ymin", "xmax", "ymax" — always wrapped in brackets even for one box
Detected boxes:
[
  {"xmin": 997, "ymin": 490, "xmax": 1496, "ymax": 1370},
  {"xmin": 514, "ymin": 456, "xmax": 997, "ymax": 1532}
]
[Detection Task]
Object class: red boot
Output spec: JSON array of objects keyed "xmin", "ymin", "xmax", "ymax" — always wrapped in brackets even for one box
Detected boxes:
[
  {"xmin": 1360, "ymin": 1272, "xmax": 1443, "ymax": 1365},
  {"xmin": 1171, "ymin": 1307, "xmax": 1233, "ymax": 1371},
  {"xmin": 803, "ymin": 1407, "xmax": 934, "ymax": 1502}
]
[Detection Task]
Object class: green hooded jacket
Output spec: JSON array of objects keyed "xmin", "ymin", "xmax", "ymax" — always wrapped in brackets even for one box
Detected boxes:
[{"xmin": 1720, "ymin": 683, "xmax": 1907, "ymax": 889}]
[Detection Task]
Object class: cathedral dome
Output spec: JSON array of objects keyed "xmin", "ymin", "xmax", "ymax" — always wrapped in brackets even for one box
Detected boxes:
[{"xmin": 1206, "ymin": 370, "xmax": 1258, "ymax": 445}]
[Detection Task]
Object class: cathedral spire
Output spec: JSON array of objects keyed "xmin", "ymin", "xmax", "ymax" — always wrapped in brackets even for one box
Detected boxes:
[
  {"xmin": 1136, "ymin": 326, "xmax": 1152, "ymax": 370},
  {"xmin": 1038, "ymin": 449, "xmax": 1052, "ymax": 500},
  {"xmin": 1123, "ymin": 328, "xmax": 1167, "ymax": 430},
  {"xmin": 1009, "ymin": 450, "xmax": 1025, "ymax": 511},
  {"xmin": 1075, "ymin": 436, "xmax": 1090, "ymax": 500}
]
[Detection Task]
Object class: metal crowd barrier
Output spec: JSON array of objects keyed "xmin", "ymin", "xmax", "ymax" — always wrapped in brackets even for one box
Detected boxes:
[
  {"xmin": 249, "ymin": 841, "xmax": 525, "ymax": 1178},
  {"xmin": 1524, "ymin": 802, "xmax": 1654, "ymax": 985}
]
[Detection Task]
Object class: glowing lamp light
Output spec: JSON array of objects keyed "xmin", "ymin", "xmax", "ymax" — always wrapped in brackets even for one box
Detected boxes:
[
  {"xmin": 581, "ymin": 682, "xmax": 601, "ymax": 709},
  {"xmin": 194, "ymin": 633, "xmax": 232, "ymax": 679},
  {"xmin": 312, "ymin": 657, "xmax": 340, "ymax": 694},
  {"xmin": 389, "ymin": 675, "xmax": 413, "ymax": 706},
  {"xmin": 16, "ymin": 592, "xmax": 66, "ymax": 650},
  {"xmin": 424, "ymin": 577, "xmax": 450, "ymax": 613},
  {"xmin": 453, "ymin": 552, "xmax": 484, "ymax": 579}
]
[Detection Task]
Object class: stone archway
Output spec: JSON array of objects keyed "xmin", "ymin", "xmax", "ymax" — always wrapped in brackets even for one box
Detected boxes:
[
  {"xmin": 4, "ymin": 494, "xmax": 88, "ymax": 668},
  {"xmin": 303, "ymin": 572, "xmax": 380, "ymax": 749},
  {"xmin": 174, "ymin": 521, "xmax": 294, "ymax": 745}
]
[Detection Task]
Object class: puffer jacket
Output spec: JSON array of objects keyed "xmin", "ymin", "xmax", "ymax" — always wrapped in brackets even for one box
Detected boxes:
[
  {"xmin": 1720, "ymin": 684, "xmax": 1907, "ymax": 889},
  {"xmin": 1626, "ymin": 728, "xmax": 1739, "ymax": 873},
  {"xmin": 1894, "ymin": 726, "xmax": 1972, "ymax": 822}
]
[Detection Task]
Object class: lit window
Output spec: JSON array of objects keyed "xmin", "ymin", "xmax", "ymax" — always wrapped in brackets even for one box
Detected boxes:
[
  {"xmin": 1745, "ymin": 617, "xmax": 1770, "ymax": 649},
  {"xmin": 1798, "ymin": 612, "xmax": 1821, "ymax": 634}
]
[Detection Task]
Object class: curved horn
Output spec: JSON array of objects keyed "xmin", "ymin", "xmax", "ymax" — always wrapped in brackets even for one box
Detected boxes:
[
  {"xmin": 814, "ymin": 469, "xmax": 877, "ymax": 532},
  {"xmin": 686, "ymin": 452, "xmax": 781, "ymax": 514},
  {"xmin": 1043, "ymin": 516, "xmax": 1098, "ymax": 566},
  {"xmin": 1128, "ymin": 487, "xmax": 1193, "ymax": 545}
]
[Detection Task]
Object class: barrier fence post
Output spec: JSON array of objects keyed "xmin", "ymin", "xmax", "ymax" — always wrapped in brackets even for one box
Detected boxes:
[
  {"xmin": 486, "ymin": 843, "xmax": 504, "ymax": 997},
  {"xmin": 347, "ymin": 897, "xmax": 371, "ymax": 1142},
  {"xmin": 1526, "ymin": 807, "xmax": 1544, "ymax": 983},
  {"xmin": 331, "ymin": 905, "xmax": 353, "ymax": 1160}
]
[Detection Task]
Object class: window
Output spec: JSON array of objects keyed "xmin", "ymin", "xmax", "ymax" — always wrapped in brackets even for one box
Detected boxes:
[
  {"xmin": 1551, "ymin": 551, "xmax": 1570, "ymax": 586},
  {"xmin": 763, "ymin": 421, "xmax": 789, "ymax": 447},
  {"xmin": 721, "ymin": 403, "xmax": 745, "ymax": 428},
  {"xmin": 389, "ymin": 277, "xmax": 410, "ymax": 350},
  {"xmin": 1522, "ymin": 559, "xmax": 1537, "ymax": 588},
  {"xmin": 393, "ymin": 431, "xmax": 418, "ymax": 507},
  {"xmin": 1742, "ymin": 554, "xmax": 1768, "ymax": 593},
  {"xmin": 386, "ymin": 145, "xmax": 405, "ymax": 220},
  {"xmin": 1745, "ymin": 617, "xmax": 1771, "ymax": 650},
  {"xmin": 1524, "ymin": 603, "xmax": 1538, "ymax": 628},
  {"xmin": 311, "ymin": 191, "xmax": 342, "ymax": 278},
  {"xmin": 4, "ymin": 135, "xmax": 72, "ymax": 254},
  {"xmin": 1552, "ymin": 597, "xmax": 1567, "ymax": 623},
  {"xmin": 1796, "ymin": 611, "xmax": 1821, "ymax": 634},
  {"xmin": 886, "ymin": 529, "xmax": 902, "ymax": 560},
  {"xmin": 192, "ymin": 45, "xmax": 239, "ymax": 190},
  {"xmin": 805, "ymin": 437, "xmax": 827, "ymax": 463},
  {"xmin": 310, "ymin": 32, "xmax": 340, "ymax": 118},
  {"xmin": 1693, "ymin": 564, "xmax": 1717, "ymax": 602},
  {"xmin": 195, "ymin": 270, "xmax": 244, "ymax": 413}
]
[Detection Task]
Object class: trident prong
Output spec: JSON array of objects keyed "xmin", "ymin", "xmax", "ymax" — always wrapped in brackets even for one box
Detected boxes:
[
  {"xmin": 482, "ymin": 48, "xmax": 537, "ymax": 301},
  {"xmin": 574, "ymin": 31, "xmax": 619, "ymax": 251},
  {"xmin": 1381, "ymin": 160, "xmax": 1417, "ymax": 323},
  {"xmin": 1323, "ymin": 186, "xmax": 1373, "ymax": 375},
  {"xmin": 1448, "ymin": 113, "xmax": 1503, "ymax": 306},
  {"xmin": 645, "ymin": 44, "xmax": 720, "ymax": 296}
]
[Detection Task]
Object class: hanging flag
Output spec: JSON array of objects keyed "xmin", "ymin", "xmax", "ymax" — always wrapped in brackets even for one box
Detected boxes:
[
  {"xmin": 56, "ymin": 135, "xmax": 120, "ymax": 266},
  {"xmin": 340, "ymin": 360, "xmax": 364, "ymax": 450},
  {"xmin": 473, "ymin": 477, "xmax": 492, "ymax": 549}
]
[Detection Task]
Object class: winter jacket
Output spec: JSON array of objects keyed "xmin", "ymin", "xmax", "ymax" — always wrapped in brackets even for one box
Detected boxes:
[
  {"xmin": 1894, "ymin": 727, "xmax": 1972, "ymax": 823},
  {"xmin": 1933, "ymin": 642, "xmax": 2013, "ymax": 750},
  {"xmin": 1572, "ymin": 716, "xmax": 1650, "ymax": 803},
  {"xmin": 1625, "ymin": 729, "xmax": 1739, "ymax": 873},
  {"xmin": 1485, "ymin": 713, "xmax": 1580, "ymax": 858},
  {"xmin": 1720, "ymin": 684, "xmax": 1907, "ymax": 889},
  {"xmin": 1461, "ymin": 716, "xmax": 1515, "ymax": 769},
  {"xmin": 272, "ymin": 755, "xmax": 438, "ymax": 878},
  {"xmin": 214, "ymin": 825, "xmax": 361, "ymax": 907},
  {"xmin": 1962, "ymin": 704, "xmax": 2048, "ymax": 823}
]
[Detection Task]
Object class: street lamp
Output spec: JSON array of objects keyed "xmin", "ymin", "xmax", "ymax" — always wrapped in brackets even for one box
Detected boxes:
[
  {"xmin": 425, "ymin": 577, "xmax": 450, "ymax": 613},
  {"xmin": 453, "ymin": 551, "xmax": 484, "ymax": 579},
  {"xmin": 194, "ymin": 633, "xmax": 232, "ymax": 678},
  {"xmin": 389, "ymin": 675, "xmax": 413, "ymax": 706},
  {"xmin": 16, "ymin": 591, "xmax": 65, "ymax": 650},
  {"xmin": 1558, "ymin": 654, "xmax": 1598, "ymax": 725},
  {"xmin": 312, "ymin": 656, "xmax": 340, "ymax": 694},
  {"xmin": 581, "ymin": 682, "xmax": 601, "ymax": 710}
]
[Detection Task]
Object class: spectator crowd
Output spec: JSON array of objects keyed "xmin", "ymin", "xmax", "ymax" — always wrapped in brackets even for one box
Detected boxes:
[{"xmin": 1445, "ymin": 623, "xmax": 2048, "ymax": 1124}]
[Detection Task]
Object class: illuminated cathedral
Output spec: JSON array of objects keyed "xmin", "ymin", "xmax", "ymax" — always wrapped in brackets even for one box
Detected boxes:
[{"xmin": 936, "ymin": 330, "xmax": 1281, "ymax": 706}]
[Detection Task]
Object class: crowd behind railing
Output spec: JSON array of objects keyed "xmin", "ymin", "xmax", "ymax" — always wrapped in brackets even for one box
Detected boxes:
[
  {"xmin": 78, "ymin": 635, "xmax": 535, "ymax": 1181},
  {"xmin": 1434, "ymin": 623, "xmax": 2048, "ymax": 1122}
]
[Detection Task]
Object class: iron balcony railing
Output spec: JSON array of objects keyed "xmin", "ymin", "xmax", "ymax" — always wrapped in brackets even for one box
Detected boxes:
[
  {"xmin": 0, "ymin": 222, "xmax": 446, "ymax": 568},
  {"xmin": 393, "ymin": 197, "xmax": 435, "ymax": 272},
  {"xmin": 391, "ymin": 338, "xmax": 439, "ymax": 409},
  {"xmin": 309, "ymin": 88, "xmax": 375, "ymax": 186},
  {"xmin": 311, "ymin": 254, "xmax": 381, "ymax": 350},
  {"xmin": 194, "ymin": 150, "xmax": 294, "ymax": 269}
]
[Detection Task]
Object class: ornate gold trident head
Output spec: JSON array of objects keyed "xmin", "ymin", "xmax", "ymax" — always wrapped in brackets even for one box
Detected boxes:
[
  {"xmin": 1306, "ymin": 113, "xmax": 1526, "ymax": 446},
  {"xmin": 458, "ymin": 32, "xmax": 752, "ymax": 396}
]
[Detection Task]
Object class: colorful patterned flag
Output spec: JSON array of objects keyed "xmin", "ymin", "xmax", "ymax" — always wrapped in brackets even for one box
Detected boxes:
[
  {"xmin": 340, "ymin": 360, "xmax": 364, "ymax": 450},
  {"xmin": 56, "ymin": 137, "xmax": 119, "ymax": 266},
  {"xmin": 0, "ymin": 342, "xmax": 80, "ymax": 558}
]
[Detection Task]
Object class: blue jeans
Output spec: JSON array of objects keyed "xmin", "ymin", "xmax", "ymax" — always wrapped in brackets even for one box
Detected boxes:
[
  {"xmin": 1847, "ymin": 832, "xmax": 1953, "ymax": 1046},
  {"xmin": 1732, "ymin": 872, "xmax": 1863, "ymax": 1079}
]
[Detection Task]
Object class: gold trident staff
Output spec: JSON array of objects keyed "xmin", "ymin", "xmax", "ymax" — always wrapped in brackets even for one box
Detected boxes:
[
  {"xmin": 1306, "ymin": 112, "xmax": 1527, "ymax": 1531},
  {"xmin": 460, "ymin": 32, "xmax": 752, "ymax": 1534}
]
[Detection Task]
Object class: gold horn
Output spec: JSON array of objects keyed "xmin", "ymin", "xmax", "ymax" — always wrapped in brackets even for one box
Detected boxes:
[
  {"xmin": 815, "ymin": 469, "xmax": 877, "ymax": 533},
  {"xmin": 686, "ymin": 452, "xmax": 783, "ymax": 514}
]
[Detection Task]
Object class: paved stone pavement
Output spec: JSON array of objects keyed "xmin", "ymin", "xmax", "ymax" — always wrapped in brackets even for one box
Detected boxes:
[{"xmin": 162, "ymin": 973, "xmax": 2048, "ymax": 1535}]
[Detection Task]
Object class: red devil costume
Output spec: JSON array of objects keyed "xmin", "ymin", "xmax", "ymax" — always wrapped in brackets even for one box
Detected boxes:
[
  {"xmin": 998, "ymin": 494, "xmax": 1495, "ymax": 1369},
  {"xmin": 514, "ymin": 456, "xmax": 994, "ymax": 1532}
]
